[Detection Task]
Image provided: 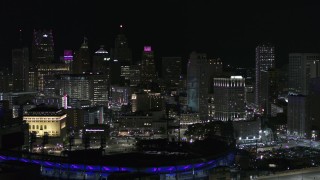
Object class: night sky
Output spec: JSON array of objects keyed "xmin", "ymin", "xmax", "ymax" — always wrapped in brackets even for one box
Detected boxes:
[{"xmin": 1, "ymin": 1, "xmax": 320, "ymax": 71}]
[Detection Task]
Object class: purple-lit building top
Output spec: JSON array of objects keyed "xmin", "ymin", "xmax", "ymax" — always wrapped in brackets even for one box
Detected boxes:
[
  {"xmin": 144, "ymin": 46, "xmax": 152, "ymax": 52},
  {"xmin": 64, "ymin": 50, "xmax": 73, "ymax": 61}
]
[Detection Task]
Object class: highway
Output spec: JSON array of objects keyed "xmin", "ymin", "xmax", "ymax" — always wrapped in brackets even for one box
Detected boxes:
[{"xmin": 258, "ymin": 167, "xmax": 320, "ymax": 180}]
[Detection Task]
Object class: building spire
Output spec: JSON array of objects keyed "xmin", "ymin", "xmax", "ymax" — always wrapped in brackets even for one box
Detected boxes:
[{"xmin": 18, "ymin": 29, "xmax": 23, "ymax": 47}]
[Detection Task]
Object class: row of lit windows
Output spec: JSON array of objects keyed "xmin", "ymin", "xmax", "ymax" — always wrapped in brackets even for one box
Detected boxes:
[
  {"xmin": 27, "ymin": 120, "xmax": 59, "ymax": 123},
  {"xmin": 30, "ymin": 124, "xmax": 47, "ymax": 130}
]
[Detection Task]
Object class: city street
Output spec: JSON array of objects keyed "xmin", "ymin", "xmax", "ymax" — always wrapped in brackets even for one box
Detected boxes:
[{"xmin": 258, "ymin": 167, "xmax": 320, "ymax": 180}]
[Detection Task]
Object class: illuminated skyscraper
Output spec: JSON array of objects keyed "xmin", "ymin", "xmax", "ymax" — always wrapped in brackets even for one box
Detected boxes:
[
  {"xmin": 255, "ymin": 44, "xmax": 275, "ymax": 112},
  {"xmin": 92, "ymin": 46, "xmax": 110, "ymax": 73},
  {"xmin": 48, "ymin": 74, "xmax": 109, "ymax": 106},
  {"xmin": 32, "ymin": 29, "xmax": 54, "ymax": 64},
  {"xmin": 187, "ymin": 52, "xmax": 208, "ymax": 121},
  {"xmin": 140, "ymin": 46, "xmax": 157, "ymax": 86},
  {"xmin": 213, "ymin": 76, "xmax": 246, "ymax": 121}
]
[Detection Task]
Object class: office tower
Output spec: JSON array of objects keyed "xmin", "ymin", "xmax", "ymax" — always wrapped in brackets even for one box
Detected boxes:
[
  {"xmin": 287, "ymin": 94, "xmax": 307, "ymax": 137},
  {"xmin": 111, "ymin": 25, "xmax": 132, "ymax": 65},
  {"xmin": 37, "ymin": 63, "xmax": 70, "ymax": 92},
  {"xmin": 27, "ymin": 66, "xmax": 37, "ymax": 91},
  {"xmin": 32, "ymin": 29, "xmax": 54, "ymax": 64},
  {"xmin": 110, "ymin": 25, "xmax": 132, "ymax": 85},
  {"xmin": 260, "ymin": 69, "xmax": 279, "ymax": 116},
  {"xmin": 207, "ymin": 58, "xmax": 223, "ymax": 94},
  {"xmin": 120, "ymin": 65, "xmax": 130, "ymax": 85},
  {"xmin": 49, "ymin": 73, "xmax": 109, "ymax": 106},
  {"xmin": 255, "ymin": 44, "xmax": 275, "ymax": 111},
  {"xmin": 288, "ymin": 53, "xmax": 320, "ymax": 95},
  {"xmin": 110, "ymin": 86, "xmax": 130, "ymax": 110},
  {"xmin": 12, "ymin": 47, "xmax": 29, "ymax": 92},
  {"xmin": 187, "ymin": 52, "xmax": 210, "ymax": 121},
  {"xmin": 307, "ymin": 78, "xmax": 320, "ymax": 139},
  {"xmin": 73, "ymin": 37, "xmax": 91, "ymax": 74},
  {"xmin": 83, "ymin": 106, "xmax": 104, "ymax": 124},
  {"xmin": 91, "ymin": 74, "xmax": 109, "ymax": 107},
  {"xmin": 128, "ymin": 65, "xmax": 140, "ymax": 87},
  {"xmin": 92, "ymin": 46, "xmax": 110, "ymax": 73},
  {"xmin": 0, "ymin": 69, "xmax": 13, "ymax": 92},
  {"xmin": 131, "ymin": 92, "xmax": 163, "ymax": 112},
  {"xmin": 162, "ymin": 57, "xmax": 182, "ymax": 90},
  {"xmin": 63, "ymin": 50, "xmax": 73, "ymax": 72},
  {"xmin": 213, "ymin": 76, "xmax": 246, "ymax": 121},
  {"xmin": 140, "ymin": 46, "xmax": 157, "ymax": 85}
]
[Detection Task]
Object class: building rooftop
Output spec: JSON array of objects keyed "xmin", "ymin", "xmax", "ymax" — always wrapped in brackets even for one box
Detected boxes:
[{"xmin": 25, "ymin": 106, "xmax": 65, "ymax": 116}]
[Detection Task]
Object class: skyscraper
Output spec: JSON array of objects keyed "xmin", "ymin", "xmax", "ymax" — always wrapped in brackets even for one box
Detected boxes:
[
  {"xmin": 12, "ymin": 47, "xmax": 29, "ymax": 92},
  {"xmin": 162, "ymin": 57, "xmax": 182, "ymax": 90},
  {"xmin": 213, "ymin": 76, "xmax": 246, "ymax": 121},
  {"xmin": 288, "ymin": 53, "xmax": 320, "ymax": 95},
  {"xmin": 111, "ymin": 25, "xmax": 132, "ymax": 65},
  {"xmin": 32, "ymin": 30, "xmax": 54, "ymax": 64},
  {"xmin": 187, "ymin": 52, "xmax": 209, "ymax": 121},
  {"xmin": 73, "ymin": 37, "xmax": 91, "ymax": 74},
  {"xmin": 92, "ymin": 46, "xmax": 110, "ymax": 73},
  {"xmin": 110, "ymin": 25, "xmax": 133, "ymax": 86},
  {"xmin": 287, "ymin": 94, "xmax": 307, "ymax": 137},
  {"xmin": 255, "ymin": 44, "xmax": 275, "ymax": 112},
  {"xmin": 140, "ymin": 46, "xmax": 157, "ymax": 85}
]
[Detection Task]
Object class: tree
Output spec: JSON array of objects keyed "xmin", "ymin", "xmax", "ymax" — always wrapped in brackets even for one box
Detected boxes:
[
  {"xmin": 29, "ymin": 131, "xmax": 37, "ymax": 152},
  {"xmin": 42, "ymin": 132, "xmax": 49, "ymax": 154}
]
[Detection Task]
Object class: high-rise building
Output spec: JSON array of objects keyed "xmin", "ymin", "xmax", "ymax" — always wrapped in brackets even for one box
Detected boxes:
[
  {"xmin": 92, "ymin": 46, "xmax": 110, "ymax": 73},
  {"xmin": 288, "ymin": 53, "xmax": 320, "ymax": 95},
  {"xmin": 110, "ymin": 25, "xmax": 133, "ymax": 86},
  {"xmin": 187, "ymin": 52, "xmax": 208, "ymax": 116},
  {"xmin": 0, "ymin": 69, "xmax": 13, "ymax": 92},
  {"xmin": 73, "ymin": 37, "xmax": 91, "ymax": 74},
  {"xmin": 111, "ymin": 25, "xmax": 132, "ymax": 65},
  {"xmin": 187, "ymin": 52, "xmax": 222, "ymax": 121},
  {"xmin": 213, "ymin": 76, "xmax": 246, "ymax": 121},
  {"xmin": 37, "ymin": 63, "xmax": 70, "ymax": 92},
  {"xmin": 110, "ymin": 86, "xmax": 130, "ymax": 110},
  {"xmin": 12, "ymin": 47, "xmax": 29, "ymax": 92},
  {"xmin": 32, "ymin": 30, "xmax": 54, "ymax": 64},
  {"xmin": 260, "ymin": 69, "xmax": 279, "ymax": 116},
  {"xmin": 47, "ymin": 73, "xmax": 109, "ymax": 106},
  {"xmin": 131, "ymin": 92, "xmax": 163, "ymax": 112},
  {"xmin": 140, "ymin": 46, "xmax": 157, "ymax": 85},
  {"xmin": 162, "ymin": 57, "xmax": 182, "ymax": 90},
  {"xmin": 308, "ymin": 77, "xmax": 320, "ymax": 138},
  {"xmin": 255, "ymin": 44, "xmax": 275, "ymax": 111},
  {"xmin": 63, "ymin": 50, "xmax": 74, "ymax": 72},
  {"xmin": 128, "ymin": 65, "xmax": 140, "ymax": 87},
  {"xmin": 287, "ymin": 94, "xmax": 307, "ymax": 137}
]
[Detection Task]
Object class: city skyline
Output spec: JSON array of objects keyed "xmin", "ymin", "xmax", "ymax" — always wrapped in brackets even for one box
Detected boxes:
[{"xmin": 1, "ymin": 1, "xmax": 320, "ymax": 70}]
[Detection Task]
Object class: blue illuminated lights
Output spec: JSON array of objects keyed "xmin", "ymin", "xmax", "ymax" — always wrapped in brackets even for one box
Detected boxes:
[
  {"xmin": 0, "ymin": 152, "xmax": 235, "ymax": 176},
  {"xmin": 0, "ymin": 156, "xmax": 7, "ymax": 160},
  {"xmin": 20, "ymin": 158, "xmax": 29, "ymax": 163}
]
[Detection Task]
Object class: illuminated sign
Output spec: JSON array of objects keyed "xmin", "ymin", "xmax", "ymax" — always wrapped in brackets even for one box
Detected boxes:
[
  {"xmin": 132, "ymin": 94, "xmax": 137, "ymax": 99},
  {"xmin": 85, "ymin": 129, "xmax": 104, "ymax": 132},
  {"xmin": 144, "ymin": 46, "xmax": 152, "ymax": 52},
  {"xmin": 64, "ymin": 50, "xmax": 73, "ymax": 61}
]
